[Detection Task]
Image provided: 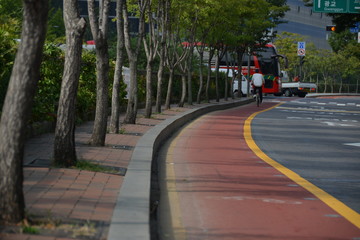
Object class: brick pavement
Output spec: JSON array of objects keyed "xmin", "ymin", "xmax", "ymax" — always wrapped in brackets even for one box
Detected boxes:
[{"xmin": 0, "ymin": 106, "xmax": 192, "ymax": 240}]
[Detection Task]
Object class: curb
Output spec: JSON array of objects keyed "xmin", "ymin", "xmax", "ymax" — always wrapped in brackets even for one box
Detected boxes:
[
  {"xmin": 108, "ymin": 98, "xmax": 253, "ymax": 240},
  {"xmin": 306, "ymin": 93, "xmax": 360, "ymax": 98}
]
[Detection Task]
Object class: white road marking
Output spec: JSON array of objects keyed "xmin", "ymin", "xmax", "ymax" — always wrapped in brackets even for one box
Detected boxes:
[
  {"xmin": 344, "ymin": 143, "xmax": 360, "ymax": 147},
  {"xmin": 207, "ymin": 196, "xmax": 303, "ymax": 205},
  {"xmin": 322, "ymin": 122, "xmax": 355, "ymax": 127}
]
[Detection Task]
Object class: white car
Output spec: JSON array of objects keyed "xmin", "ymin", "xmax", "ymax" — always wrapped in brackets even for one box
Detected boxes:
[{"xmin": 233, "ymin": 75, "xmax": 251, "ymax": 96}]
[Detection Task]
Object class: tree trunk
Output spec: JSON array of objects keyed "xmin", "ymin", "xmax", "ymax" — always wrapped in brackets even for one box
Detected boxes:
[
  {"xmin": 0, "ymin": 0, "xmax": 48, "ymax": 224},
  {"xmin": 179, "ymin": 73, "xmax": 187, "ymax": 107},
  {"xmin": 237, "ymin": 50, "xmax": 244, "ymax": 98},
  {"xmin": 124, "ymin": 59, "xmax": 138, "ymax": 123},
  {"xmin": 156, "ymin": 60, "xmax": 164, "ymax": 113},
  {"xmin": 88, "ymin": 0, "xmax": 110, "ymax": 146},
  {"xmin": 205, "ymin": 48, "xmax": 214, "ymax": 103},
  {"xmin": 123, "ymin": 0, "xmax": 148, "ymax": 124},
  {"xmin": 155, "ymin": 0, "xmax": 167, "ymax": 114},
  {"xmin": 144, "ymin": 60, "xmax": 153, "ymax": 118},
  {"xmin": 323, "ymin": 74, "xmax": 327, "ymax": 93},
  {"xmin": 110, "ymin": 0, "xmax": 125, "ymax": 134},
  {"xmin": 187, "ymin": 44, "xmax": 194, "ymax": 105},
  {"xmin": 91, "ymin": 38, "xmax": 110, "ymax": 146},
  {"xmin": 165, "ymin": 68, "xmax": 174, "ymax": 110},
  {"xmin": 316, "ymin": 74, "xmax": 319, "ymax": 93},
  {"xmin": 224, "ymin": 55, "xmax": 231, "ymax": 101},
  {"xmin": 215, "ymin": 53, "xmax": 220, "ymax": 102},
  {"xmin": 339, "ymin": 78, "xmax": 343, "ymax": 93},
  {"xmin": 215, "ymin": 47, "xmax": 226, "ymax": 102},
  {"xmin": 196, "ymin": 50, "xmax": 204, "ymax": 104},
  {"xmin": 143, "ymin": 0, "xmax": 156, "ymax": 118},
  {"xmin": 54, "ymin": 0, "xmax": 86, "ymax": 167}
]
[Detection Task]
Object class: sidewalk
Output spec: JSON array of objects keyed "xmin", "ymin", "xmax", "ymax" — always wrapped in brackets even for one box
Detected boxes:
[{"xmin": 0, "ymin": 99, "xmax": 251, "ymax": 240}]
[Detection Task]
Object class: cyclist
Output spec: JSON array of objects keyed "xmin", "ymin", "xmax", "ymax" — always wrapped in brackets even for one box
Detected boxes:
[{"xmin": 251, "ymin": 68, "xmax": 265, "ymax": 103}]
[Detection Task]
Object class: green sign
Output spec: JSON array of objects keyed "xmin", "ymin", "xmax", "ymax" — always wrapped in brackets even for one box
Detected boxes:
[
  {"xmin": 349, "ymin": 0, "xmax": 360, "ymax": 13},
  {"xmin": 313, "ymin": 0, "xmax": 360, "ymax": 13}
]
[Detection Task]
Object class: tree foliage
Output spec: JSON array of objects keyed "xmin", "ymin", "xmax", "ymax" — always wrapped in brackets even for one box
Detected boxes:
[{"xmin": 275, "ymin": 31, "xmax": 360, "ymax": 93}]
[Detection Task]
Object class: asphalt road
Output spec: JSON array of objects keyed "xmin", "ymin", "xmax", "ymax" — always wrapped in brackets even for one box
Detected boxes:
[
  {"xmin": 157, "ymin": 96, "xmax": 360, "ymax": 240},
  {"xmin": 252, "ymin": 97, "xmax": 360, "ymax": 213}
]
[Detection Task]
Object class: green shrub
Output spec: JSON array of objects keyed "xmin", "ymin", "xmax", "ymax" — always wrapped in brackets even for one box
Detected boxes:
[
  {"xmin": 76, "ymin": 51, "xmax": 97, "ymax": 122},
  {"xmin": 0, "ymin": 18, "xmax": 19, "ymax": 112},
  {"xmin": 31, "ymin": 44, "xmax": 64, "ymax": 123}
]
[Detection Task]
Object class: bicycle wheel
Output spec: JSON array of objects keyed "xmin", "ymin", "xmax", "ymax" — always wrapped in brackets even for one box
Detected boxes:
[{"xmin": 256, "ymin": 91, "xmax": 260, "ymax": 107}]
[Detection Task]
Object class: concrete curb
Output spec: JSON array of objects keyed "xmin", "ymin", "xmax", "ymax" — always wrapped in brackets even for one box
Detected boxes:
[
  {"xmin": 306, "ymin": 93, "xmax": 360, "ymax": 98},
  {"xmin": 108, "ymin": 98, "xmax": 253, "ymax": 240}
]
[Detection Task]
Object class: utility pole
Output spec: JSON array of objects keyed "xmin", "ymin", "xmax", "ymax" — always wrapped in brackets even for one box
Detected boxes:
[{"xmin": 299, "ymin": 56, "xmax": 305, "ymax": 81}]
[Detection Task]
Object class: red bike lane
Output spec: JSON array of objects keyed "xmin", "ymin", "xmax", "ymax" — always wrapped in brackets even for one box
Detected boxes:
[{"xmin": 158, "ymin": 102, "xmax": 360, "ymax": 240}]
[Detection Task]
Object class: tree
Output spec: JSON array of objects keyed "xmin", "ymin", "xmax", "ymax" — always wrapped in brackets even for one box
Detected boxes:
[
  {"xmin": 329, "ymin": 14, "xmax": 360, "ymax": 32},
  {"xmin": 186, "ymin": 22, "xmax": 196, "ymax": 106},
  {"xmin": 0, "ymin": 14, "xmax": 21, "ymax": 111},
  {"xmin": 164, "ymin": 22, "xmax": 188, "ymax": 109},
  {"xmin": 328, "ymin": 31, "xmax": 357, "ymax": 53},
  {"xmin": 143, "ymin": 0, "xmax": 160, "ymax": 118},
  {"xmin": 53, "ymin": 0, "xmax": 87, "ymax": 167},
  {"xmin": 172, "ymin": 0, "xmax": 200, "ymax": 105},
  {"xmin": 194, "ymin": 0, "xmax": 217, "ymax": 104},
  {"xmin": 214, "ymin": 46, "xmax": 227, "ymax": 102},
  {"xmin": 223, "ymin": 0, "xmax": 274, "ymax": 97},
  {"xmin": 337, "ymin": 43, "xmax": 360, "ymax": 93},
  {"xmin": 109, "ymin": 0, "xmax": 125, "ymax": 133},
  {"xmin": 123, "ymin": 0, "xmax": 148, "ymax": 124},
  {"xmin": 88, "ymin": 0, "xmax": 111, "ymax": 146},
  {"xmin": 177, "ymin": 54, "xmax": 188, "ymax": 107},
  {"xmin": 155, "ymin": 0, "xmax": 169, "ymax": 114},
  {"xmin": 274, "ymin": 32, "xmax": 317, "ymax": 81},
  {"xmin": 47, "ymin": 8, "xmax": 66, "ymax": 43},
  {"xmin": 0, "ymin": 0, "xmax": 22, "ymax": 19},
  {"xmin": 205, "ymin": 47, "xmax": 215, "ymax": 102},
  {"xmin": 0, "ymin": 0, "xmax": 49, "ymax": 224}
]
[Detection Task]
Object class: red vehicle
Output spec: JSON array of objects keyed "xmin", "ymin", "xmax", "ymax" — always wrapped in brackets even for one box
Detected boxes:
[{"xmin": 217, "ymin": 43, "xmax": 286, "ymax": 96}]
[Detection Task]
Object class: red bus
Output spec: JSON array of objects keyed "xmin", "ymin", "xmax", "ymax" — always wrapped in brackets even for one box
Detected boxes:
[{"xmin": 217, "ymin": 43, "xmax": 286, "ymax": 96}]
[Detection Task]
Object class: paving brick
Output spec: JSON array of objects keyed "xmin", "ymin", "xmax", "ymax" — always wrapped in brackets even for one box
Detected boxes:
[{"xmin": 5, "ymin": 103, "xmax": 214, "ymax": 239}]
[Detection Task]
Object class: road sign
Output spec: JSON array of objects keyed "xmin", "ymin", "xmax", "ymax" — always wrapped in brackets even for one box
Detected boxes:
[
  {"xmin": 349, "ymin": 0, "xmax": 360, "ymax": 13},
  {"xmin": 297, "ymin": 42, "xmax": 306, "ymax": 56},
  {"xmin": 350, "ymin": 27, "xmax": 359, "ymax": 33},
  {"xmin": 313, "ymin": 0, "xmax": 360, "ymax": 13},
  {"xmin": 314, "ymin": 0, "xmax": 347, "ymax": 13}
]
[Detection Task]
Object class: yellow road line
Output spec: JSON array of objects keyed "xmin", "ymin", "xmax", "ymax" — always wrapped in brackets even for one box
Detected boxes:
[
  {"xmin": 244, "ymin": 103, "xmax": 360, "ymax": 229},
  {"xmin": 165, "ymin": 144, "xmax": 187, "ymax": 240},
  {"xmin": 165, "ymin": 117, "xmax": 205, "ymax": 240}
]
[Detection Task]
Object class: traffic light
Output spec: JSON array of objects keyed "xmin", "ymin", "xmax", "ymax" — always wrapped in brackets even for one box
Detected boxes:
[{"xmin": 326, "ymin": 25, "xmax": 336, "ymax": 32}]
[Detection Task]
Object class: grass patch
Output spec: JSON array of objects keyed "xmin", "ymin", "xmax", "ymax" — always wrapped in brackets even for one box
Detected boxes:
[
  {"xmin": 73, "ymin": 160, "xmax": 118, "ymax": 174},
  {"xmin": 119, "ymin": 127, "xmax": 126, "ymax": 134},
  {"xmin": 15, "ymin": 216, "xmax": 100, "ymax": 238},
  {"xmin": 22, "ymin": 225, "xmax": 40, "ymax": 234}
]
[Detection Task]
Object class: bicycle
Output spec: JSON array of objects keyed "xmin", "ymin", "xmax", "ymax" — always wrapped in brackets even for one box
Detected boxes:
[{"xmin": 255, "ymin": 88, "xmax": 261, "ymax": 107}]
